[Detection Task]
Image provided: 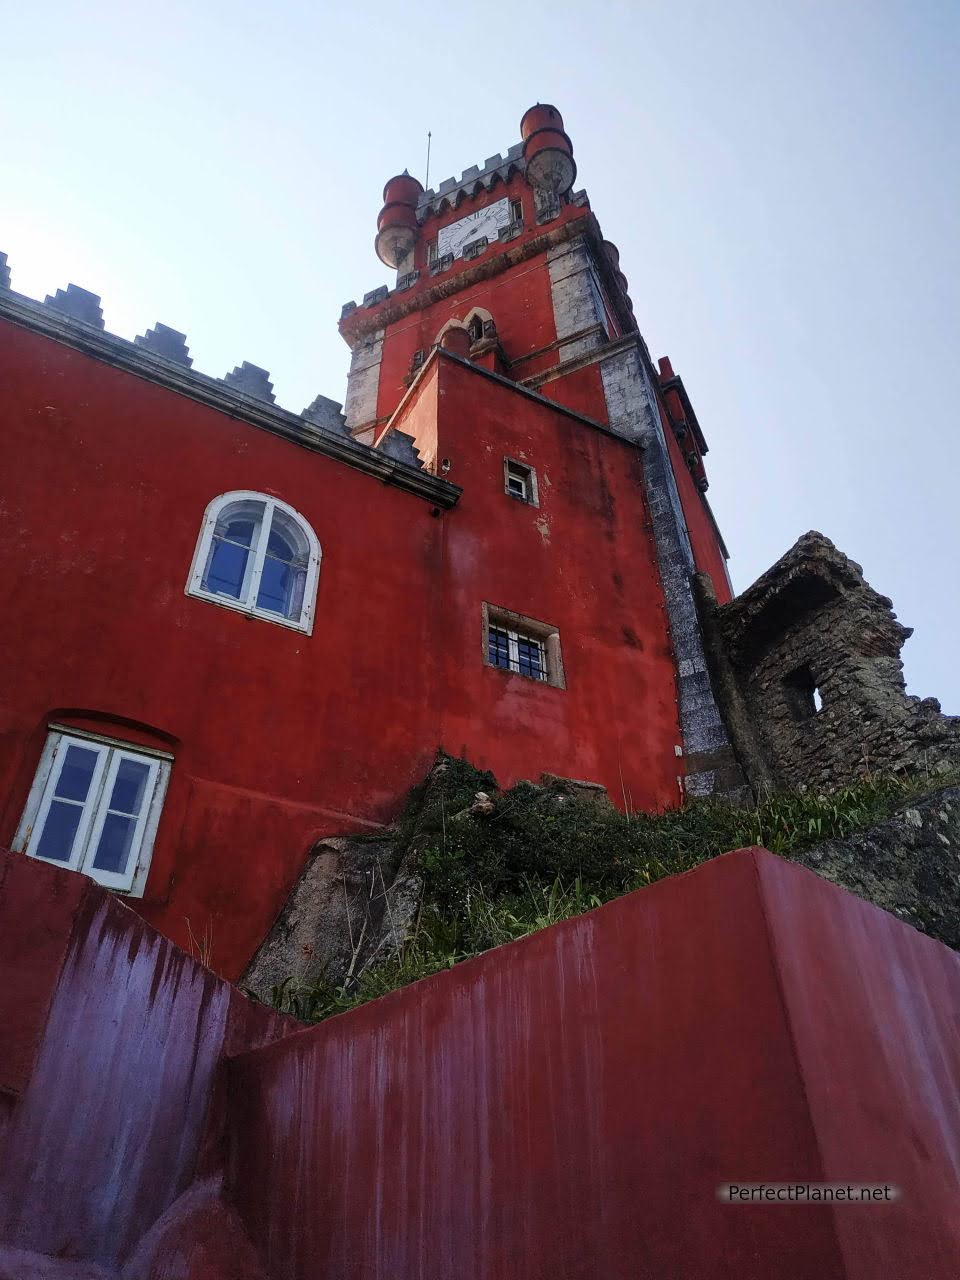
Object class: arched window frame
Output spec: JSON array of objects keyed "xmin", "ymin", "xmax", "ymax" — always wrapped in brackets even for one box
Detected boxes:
[{"xmin": 186, "ymin": 491, "xmax": 322, "ymax": 634}]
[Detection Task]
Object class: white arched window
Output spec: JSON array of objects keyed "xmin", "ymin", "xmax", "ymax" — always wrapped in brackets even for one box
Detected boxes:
[{"xmin": 187, "ymin": 491, "xmax": 321, "ymax": 633}]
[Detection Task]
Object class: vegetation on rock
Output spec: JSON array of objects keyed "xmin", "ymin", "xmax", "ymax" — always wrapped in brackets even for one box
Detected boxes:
[{"xmin": 268, "ymin": 756, "xmax": 955, "ymax": 1023}]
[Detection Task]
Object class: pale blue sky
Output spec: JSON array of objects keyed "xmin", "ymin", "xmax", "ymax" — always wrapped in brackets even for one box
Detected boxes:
[{"xmin": 2, "ymin": 1, "xmax": 958, "ymax": 708}]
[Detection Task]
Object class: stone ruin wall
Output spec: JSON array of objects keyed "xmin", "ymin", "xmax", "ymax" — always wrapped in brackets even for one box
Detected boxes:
[{"xmin": 697, "ymin": 532, "xmax": 960, "ymax": 794}]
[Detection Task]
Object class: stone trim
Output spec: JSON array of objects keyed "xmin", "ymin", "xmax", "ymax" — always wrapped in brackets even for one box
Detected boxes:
[
  {"xmin": 546, "ymin": 239, "xmax": 607, "ymax": 362},
  {"xmin": 597, "ymin": 341, "xmax": 743, "ymax": 799},
  {"xmin": 340, "ymin": 212, "xmax": 635, "ymax": 346},
  {"xmin": 343, "ymin": 327, "xmax": 384, "ymax": 430}
]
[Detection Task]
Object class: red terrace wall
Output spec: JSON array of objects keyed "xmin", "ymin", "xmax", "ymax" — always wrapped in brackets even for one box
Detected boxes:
[
  {"xmin": 661, "ymin": 399, "xmax": 732, "ymax": 603},
  {"xmin": 226, "ymin": 848, "xmax": 960, "ymax": 1280},
  {"xmin": 398, "ymin": 353, "xmax": 683, "ymax": 812},
  {"xmin": 0, "ymin": 849, "xmax": 293, "ymax": 1274}
]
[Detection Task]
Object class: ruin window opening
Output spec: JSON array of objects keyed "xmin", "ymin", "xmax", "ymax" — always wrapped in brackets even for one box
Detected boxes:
[{"xmin": 784, "ymin": 664, "xmax": 824, "ymax": 720}]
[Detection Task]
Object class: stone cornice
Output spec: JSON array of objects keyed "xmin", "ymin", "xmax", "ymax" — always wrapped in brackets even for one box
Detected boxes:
[
  {"xmin": 0, "ymin": 289, "xmax": 462, "ymax": 510},
  {"xmin": 339, "ymin": 209, "xmax": 637, "ymax": 346}
]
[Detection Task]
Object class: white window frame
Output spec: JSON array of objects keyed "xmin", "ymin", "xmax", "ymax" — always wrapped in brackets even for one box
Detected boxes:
[
  {"xmin": 13, "ymin": 726, "xmax": 171, "ymax": 897},
  {"xmin": 186, "ymin": 490, "xmax": 322, "ymax": 634},
  {"xmin": 482, "ymin": 603, "xmax": 565, "ymax": 690},
  {"xmin": 503, "ymin": 458, "xmax": 539, "ymax": 507}
]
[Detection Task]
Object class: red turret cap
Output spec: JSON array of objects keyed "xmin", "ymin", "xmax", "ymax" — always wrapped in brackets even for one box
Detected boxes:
[
  {"xmin": 375, "ymin": 171, "xmax": 424, "ymax": 269},
  {"xmin": 520, "ymin": 104, "xmax": 576, "ymax": 196}
]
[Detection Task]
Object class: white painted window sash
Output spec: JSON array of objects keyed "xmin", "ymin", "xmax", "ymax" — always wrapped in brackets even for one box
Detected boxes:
[
  {"xmin": 81, "ymin": 750, "xmax": 161, "ymax": 892},
  {"xmin": 186, "ymin": 491, "xmax": 321, "ymax": 634},
  {"xmin": 245, "ymin": 498, "xmax": 276, "ymax": 611},
  {"xmin": 15, "ymin": 732, "xmax": 170, "ymax": 896},
  {"xmin": 22, "ymin": 735, "xmax": 110, "ymax": 873}
]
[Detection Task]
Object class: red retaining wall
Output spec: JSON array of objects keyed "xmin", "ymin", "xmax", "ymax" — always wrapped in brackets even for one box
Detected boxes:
[
  {"xmin": 0, "ymin": 849, "xmax": 293, "ymax": 1275},
  {"xmin": 226, "ymin": 848, "xmax": 960, "ymax": 1280},
  {"xmin": 2, "ymin": 845, "xmax": 958, "ymax": 1278}
]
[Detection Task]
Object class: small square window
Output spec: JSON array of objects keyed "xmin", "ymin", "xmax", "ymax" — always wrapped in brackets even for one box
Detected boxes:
[
  {"xmin": 503, "ymin": 458, "xmax": 538, "ymax": 506},
  {"xmin": 482, "ymin": 604, "xmax": 564, "ymax": 689},
  {"xmin": 13, "ymin": 729, "xmax": 170, "ymax": 896},
  {"xmin": 427, "ymin": 240, "xmax": 439, "ymax": 268}
]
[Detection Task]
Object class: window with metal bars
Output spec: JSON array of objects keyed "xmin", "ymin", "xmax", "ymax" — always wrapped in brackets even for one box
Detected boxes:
[{"xmin": 487, "ymin": 624, "xmax": 548, "ymax": 681}]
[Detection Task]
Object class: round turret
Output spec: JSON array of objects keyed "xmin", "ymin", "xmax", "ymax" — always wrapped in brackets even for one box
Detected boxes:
[
  {"xmin": 520, "ymin": 104, "xmax": 576, "ymax": 196},
  {"xmin": 375, "ymin": 172, "xmax": 424, "ymax": 269},
  {"xmin": 602, "ymin": 240, "xmax": 630, "ymax": 296}
]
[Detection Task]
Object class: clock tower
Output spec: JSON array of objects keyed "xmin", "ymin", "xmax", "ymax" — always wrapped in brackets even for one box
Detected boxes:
[{"xmin": 339, "ymin": 104, "xmax": 744, "ymax": 801}]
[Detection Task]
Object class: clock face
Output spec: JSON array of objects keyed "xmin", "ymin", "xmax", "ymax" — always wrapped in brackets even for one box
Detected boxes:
[{"xmin": 437, "ymin": 198, "xmax": 512, "ymax": 260}]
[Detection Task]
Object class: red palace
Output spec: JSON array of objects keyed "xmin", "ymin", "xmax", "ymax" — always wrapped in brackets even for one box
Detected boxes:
[{"xmin": 0, "ymin": 104, "xmax": 740, "ymax": 980}]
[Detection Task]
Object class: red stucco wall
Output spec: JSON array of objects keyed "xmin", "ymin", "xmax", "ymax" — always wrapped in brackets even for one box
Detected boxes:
[
  {"xmin": 415, "ymin": 354, "xmax": 683, "ymax": 808},
  {"xmin": 0, "ymin": 318, "xmax": 682, "ymax": 976},
  {"xmin": 226, "ymin": 848, "xmax": 960, "ymax": 1280}
]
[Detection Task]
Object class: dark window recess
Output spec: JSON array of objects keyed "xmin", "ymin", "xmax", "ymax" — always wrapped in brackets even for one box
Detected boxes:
[
  {"xmin": 784, "ymin": 664, "xmax": 824, "ymax": 719},
  {"xmin": 467, "ymin": 315, "xmax": 484, "ymax": 344},
  {"xmin": 510, "ymin": 198, "xmax": 523, "ymax": 224},
  {"xmin": 504, "ymin": 459, "xmax": 534, "ymax": 502}
]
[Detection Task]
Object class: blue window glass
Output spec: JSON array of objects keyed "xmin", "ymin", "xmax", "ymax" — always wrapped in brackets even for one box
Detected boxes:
[
  {"xmin": 205, "ymin": 539, "xmax": 249, "ymax": 598},
  {"xmin": 257, "ymin": 520, "xmax": 307, "ymax": 617},
  {"xmin": 488, "ymin": 627, "xmax": 511, "ymax": 670},
  {"xmin": 91, "ymin": 813, "xmax": 138, "ymax": 875},
  {"xmin": 54, "ymin": 744, "xmax": 98, "ymax": 802},
  {"xmin": 36, "ymin": 801, "xmax": 85, "ymax": 862},
  {"xmin": 516, "ymin": 636, "xmax": 544, "ymax": 680},
  {"xmin": 109, "ymin": 759, "xmax": 150, "ymax": 817}
]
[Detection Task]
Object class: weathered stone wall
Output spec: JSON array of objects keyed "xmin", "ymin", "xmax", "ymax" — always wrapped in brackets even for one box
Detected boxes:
[
  {"xmin": 701, "ymin": 532, "xmax": 960, "ymax": 792},
  {"xmin": 242, "ymin": 833, "xmax": 418, "ymax": 1001},
  {"xmin": 795, "ymin": 785, "xmax": 960, "ymax": 949}
]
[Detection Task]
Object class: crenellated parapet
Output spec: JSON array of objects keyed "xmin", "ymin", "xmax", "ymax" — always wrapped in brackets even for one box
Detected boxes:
[
  {"xmin": 0, "ymin": 253, "xmax": 455, "ymax": 501},
  {"xmin": 44, "ymin": 284, "xmax": 104, "ymax": 329},
  {"xmin": 418, "ymin": 143, "xmax": 526, "ymax": 218},
  {"xmin": 134, "ymin": 322, "xmax": 193, "ymax": 367}
]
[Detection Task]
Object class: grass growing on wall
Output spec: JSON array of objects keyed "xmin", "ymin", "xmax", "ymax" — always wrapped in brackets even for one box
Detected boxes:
[{"xmin": 270, "ymin": 757, "xmax": 948, "ymax": 1023}]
